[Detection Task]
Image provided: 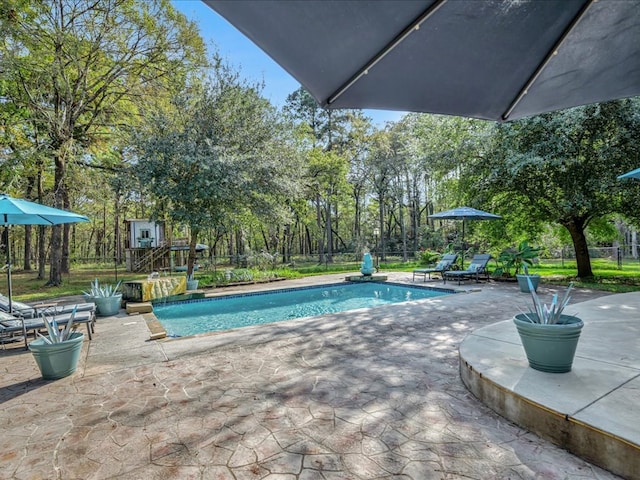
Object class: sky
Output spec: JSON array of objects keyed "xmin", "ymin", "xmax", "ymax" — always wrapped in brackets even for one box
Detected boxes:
[{"xmin": 171, "ymin": 0, "xmax": 404, "ymax": 127}]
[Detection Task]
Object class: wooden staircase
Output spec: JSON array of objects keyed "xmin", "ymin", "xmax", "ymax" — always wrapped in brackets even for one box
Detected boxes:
[{"xmin": 132, "ymin": 245, "xmax": 171, "ymax": 272}]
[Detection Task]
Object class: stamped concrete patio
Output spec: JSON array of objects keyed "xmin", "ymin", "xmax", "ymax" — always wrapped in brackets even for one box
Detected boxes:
[{"xmin": 0, "ymin": 272, "xmax": 633, "ymax": 479}]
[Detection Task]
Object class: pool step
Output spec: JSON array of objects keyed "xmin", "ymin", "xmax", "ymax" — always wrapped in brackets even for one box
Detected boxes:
[{"xmin": 126, "ymin": 302, "xmax": 153, "ymax": 314}]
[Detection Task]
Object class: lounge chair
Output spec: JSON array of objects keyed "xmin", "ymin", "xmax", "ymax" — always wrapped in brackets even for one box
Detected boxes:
[
  {"xmin": 443, "ymin": 254, "xmax": 492, "ymax": 285},
  {"xmin": 413, "ymin": 253, "xmax": 459, "ymax": 281},
  {"xmin": 0, "ymin": 308, "xmax": 95, "ymax": 350},
  {"xmin": 0, "ymin": 294, "xmax": 95, "ymax": 319}
]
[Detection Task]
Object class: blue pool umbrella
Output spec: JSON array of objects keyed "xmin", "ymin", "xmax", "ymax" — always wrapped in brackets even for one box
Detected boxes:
[
  {"xmin": 0, "ymin": 194, "xmax": 89, "ymax": 313},
  {"xmin": 429, "ymin": 207, "xmax": 501, "ymax": 268},
  {"xmin": 617, "ymin": 168, "xmax": 640, "ymax": 180}
]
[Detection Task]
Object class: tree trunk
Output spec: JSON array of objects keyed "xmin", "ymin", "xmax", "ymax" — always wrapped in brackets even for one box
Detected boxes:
[
  {"xmin": 398, "ymin": 193, "xmax": 407, "ymax": 262},
  {"xmin": 378, "ymin": 198, "xmax": 385, "ymax": 262},
  {"xmin": 23, "ymin": 225, "xmax": 32, "ymax": 271},
  {"xmin": 564, "ymin": 219, "xmax": 594, "ymax": 278},
  {"xmin": 325, "ymin": 192, "xmax": 333, "ymax": 263},
  {"xmin": 23, "ymin": 181, "xmax": 35, "ymax": 271},
  {"xmin": 315, "ymin": 192, "xmax": 324, "ymax": 263},
  {"xmin": 187, "ymin": 227, "xmax": 199, "ymax": 278},
  {"xmin": 48, "ymin": 143, "xmax": 67, "ymax": 286},
  {"xmin": 61, "ymin": 185, "xmax": 71, "ymax": 273},
  {"xmin": 37, "ymin": 226, "xmax": 46, "ymax": 280},
  {"xmin": 49, "ymin": 223, "xmax": 63, "ymax": 286},
  {"xmin": 114, "ymin": 197, "xmax": 121, "ymax": 264}
]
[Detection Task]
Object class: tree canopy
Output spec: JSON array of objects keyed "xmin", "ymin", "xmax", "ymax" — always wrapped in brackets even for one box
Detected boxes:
[
  {"xmin": 133, "ymin": 62, "xmax": 302, "ymax": 276},
  {"xmin": 470, "ymin": 100, "xmax": 640, "ymax": 278},
  {"xmin": 0, "ymin": 0, "xmax": 206, "ymax": 284}
]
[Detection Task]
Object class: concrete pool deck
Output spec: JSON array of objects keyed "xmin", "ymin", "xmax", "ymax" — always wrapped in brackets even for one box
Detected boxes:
[{"xmin": 0, "ymin": 272, "xmax": 637, "ymax": 479}]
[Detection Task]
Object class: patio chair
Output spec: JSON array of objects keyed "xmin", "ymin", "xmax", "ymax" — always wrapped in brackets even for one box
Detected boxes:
[
  {"xmin": 413, "ymin": 253, "xmax": 459, "ymax": 281},
  {"xmin": 443, "ymin": 254, "xmax": 492, "ymax": 285},
  {"xmin": 0, "ymin": 308, "xmax": 95, "ymax": 350}
]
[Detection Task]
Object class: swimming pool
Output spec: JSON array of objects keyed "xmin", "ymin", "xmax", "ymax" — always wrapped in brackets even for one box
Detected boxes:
[{"xmin": 153, "ymin": 282, "xmax": 454, "ymax": 337}]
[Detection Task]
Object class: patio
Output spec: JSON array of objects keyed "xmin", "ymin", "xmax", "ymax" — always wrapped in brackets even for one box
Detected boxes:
[{"xmin": 0, "ymin": 272, "xmax": 635, "ymax": 479}]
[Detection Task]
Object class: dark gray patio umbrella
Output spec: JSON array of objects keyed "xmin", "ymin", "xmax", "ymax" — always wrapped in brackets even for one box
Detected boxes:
[
  {"xmin": 204, "ymin": 0, "xmax": 640, "ymax": 121},
  {"xmin": 0, "ymin": 194, "xmax": 89, "ymax": 313},
  {"xmin": 428, "ymin": 207, "xmax": 501, "ymax": 268}
]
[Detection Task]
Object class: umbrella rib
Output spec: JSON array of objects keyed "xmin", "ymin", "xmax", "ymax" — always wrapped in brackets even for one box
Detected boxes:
[
  {"xmin": 502, "ymin": 0, "xmax": 595, "ymax": 121},
  {"xmin": 37, "ymin": 214, "xmax": 55, "ymax": 225},
  {"xmin": 326, "ymin": 0, "xmax": 448, "ymax": 107}
]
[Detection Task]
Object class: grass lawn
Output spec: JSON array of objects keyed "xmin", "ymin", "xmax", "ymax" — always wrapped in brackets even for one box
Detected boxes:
[
  {"xmin": 531, "ymin": 258, "xmax": 640, "ymax": 293},
  {"xmin": 3, "ymin": 257, "xmax": 640, "ymax": 303},
  {"xmin": 4, "ymin": 264, "xmax": 148, "ymax": 302}
]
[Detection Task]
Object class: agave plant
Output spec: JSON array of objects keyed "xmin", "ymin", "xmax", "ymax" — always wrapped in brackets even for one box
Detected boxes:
[
  {"xmin": 83, "ymin": 278, "xmax": 122, "ymax": 298},
  {"xmin": 520, "ymin": 278, "xmax": 574, "ymax": 325},
  {"xmin": 37, "ymin": 306, "xmax": 78, "ymax": 344}
]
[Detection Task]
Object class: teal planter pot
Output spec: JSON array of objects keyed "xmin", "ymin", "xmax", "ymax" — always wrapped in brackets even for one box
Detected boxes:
[
  {"xmin": 92, "ymin": 294, "xmax": 122, "ymax": 317},
  {"xmin": 186, "ymin": 279, "xmax": 199, "ymax": 290},
  {"xmin": 513, "ymin": 314, "xmax": 584, "ymax": 373},
  {"xmin": 516, "ymin": 274, "xmax": 540, "ymax": 293},
  {"xmin": 29, "ymin": 332, "xmax": 84, "ymax": 380}
]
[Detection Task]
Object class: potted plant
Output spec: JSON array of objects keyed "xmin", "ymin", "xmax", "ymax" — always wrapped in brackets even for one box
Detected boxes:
[
  {"xmin": 513, "ymin": 280, "xmax": 583, "ymax": 373},
  {"xmin": 517, "ymin": 263, "xmax": 541, "ymax": 293},
  {"xmin": 186, "ymin": 273, "xmax": 199, "ymax": 290},
  {"xmin": 83, "ymin": 278, "xmax": 122, "ymax": 317},
  {"xmin": 29, "ymin": 309, "xmax": 84, "ymax": 379},
  {"xmin": 494, "ymin": 241, "xmax": 541, "ymax": 291}
]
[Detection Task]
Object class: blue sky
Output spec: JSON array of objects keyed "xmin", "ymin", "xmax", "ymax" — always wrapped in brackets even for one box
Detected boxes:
[{"xmin": 171, "ymin": 0, "xmax": 404, "ymax": 127}]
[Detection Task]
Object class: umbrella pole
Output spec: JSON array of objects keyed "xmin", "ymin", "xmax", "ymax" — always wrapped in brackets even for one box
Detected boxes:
[
  {"xmin": 5, "ymin": 225, "xmax": 12, "ymax": 313},
  {"xmin": 461, "ymin": 221, "xmax": 465, "ymax": 270}
]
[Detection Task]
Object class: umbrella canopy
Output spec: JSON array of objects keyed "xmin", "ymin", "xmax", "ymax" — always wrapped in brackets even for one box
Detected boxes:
[
  {"xmin": 617, "ymin": 168, "xmax": 640, "ymax": 180},
  {"xmin": 428, "ymin": 207, "xmax": 501, "ymax": 268},
  {"xmin": 429, "ymin": 206, "xmax": 502, "ymax": 222},
  {"xmin": 204, "ymin": 0, "xmax": 640, "ymax": 121},
  {"xmin": 0, "ymin": 194, "xmax": 89, "ymax": 313}
]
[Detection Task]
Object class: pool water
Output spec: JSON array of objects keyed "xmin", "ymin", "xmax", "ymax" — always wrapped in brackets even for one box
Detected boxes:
[{"xmin": 154, "ymin": 282, "xmax": 453, "ymax": 337}]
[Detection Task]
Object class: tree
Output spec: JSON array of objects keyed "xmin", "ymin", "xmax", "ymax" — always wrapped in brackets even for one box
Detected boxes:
[
  {"xmin": 306, "ymin": 148, "xmax": 349, "ymax": 263},
  {"xmin": 474, "ymin": 100, "xmax": 640, "ymax": 278},
  {"xmin": 0, "ymin": 0, "xmax": 206, "ymax": 284},
  {"xmin": 134, "ymin": 63, "xmax": 300, "ymax": 277},
  {"xmin": 284, "ymin": 87, "xmax": 360, "ymax": 261}
]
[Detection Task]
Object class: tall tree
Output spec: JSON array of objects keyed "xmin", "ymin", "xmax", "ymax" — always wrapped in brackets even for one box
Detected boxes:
[
  {"xmin": 284, "ymin": 87, "xmax": 359, "ymax": 261},
  {"xmin": 0, "ymin": 0, "xmax": 206, "ymax": 284},
  {"xmin": 134, "ymin": 63, "xmax": 301, "ymax": 277},
  {"xmin": 474, "ymin": 100, "xmax": 640, "ymax": 278},
  {"xmin": 367, "ymin": 130, "xmax": 394, "ymax": 261}
]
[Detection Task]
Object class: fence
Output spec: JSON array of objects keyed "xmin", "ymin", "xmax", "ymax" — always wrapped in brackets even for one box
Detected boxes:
[{"xmin": 5, "ymin": 245, "xmax": 640, "ymax": 273}]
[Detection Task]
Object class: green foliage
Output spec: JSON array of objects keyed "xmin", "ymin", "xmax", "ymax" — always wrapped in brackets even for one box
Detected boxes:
[
  {"xmin": 496, "ymin": 241, "xmax": 541, "ymax": 276},
  {"xmin": 133, "ymin": 60, "xmax": 302, "ymax": 276},
  {"xmin": 471, "ymin": 100, "xmax": 640, "ymax": 278},
  {"xmin": 418, "ymin": 250, "xmax": 441, "ymax": 265},
  {"xmin": 586, "ymin": 217, "xmax": 622, "ymax": 244},
  {"xmin": 0, "ymin": 0, "xmax": 207, "ymax": 284},
  {"xmin": 198, "ymin": 268, "xmax": 290, "ymax": 287}
]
